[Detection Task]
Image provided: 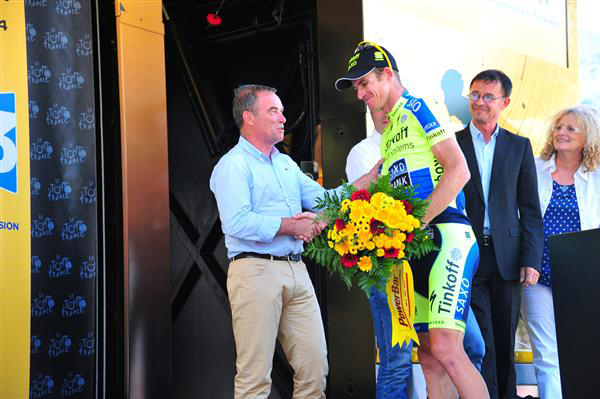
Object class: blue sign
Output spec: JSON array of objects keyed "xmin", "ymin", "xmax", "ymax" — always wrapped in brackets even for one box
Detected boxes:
[{"xmin": 0, "ymin": 93, "xmax": 17, "ymax": 193}]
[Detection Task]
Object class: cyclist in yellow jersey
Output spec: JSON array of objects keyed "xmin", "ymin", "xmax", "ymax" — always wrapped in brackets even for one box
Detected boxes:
[{"xmin": 336, "ymin": 42, "xmax": 489, "ymax": 399}]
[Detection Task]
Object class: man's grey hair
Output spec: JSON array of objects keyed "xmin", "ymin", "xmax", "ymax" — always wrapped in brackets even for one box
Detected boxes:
[
  {"xmin": 374, "ymin": 67, "xmax": 402, "ymax": 86},
  {"xmin": 232, "ymin": 84, "xmax": 277, "ymax": 129}
]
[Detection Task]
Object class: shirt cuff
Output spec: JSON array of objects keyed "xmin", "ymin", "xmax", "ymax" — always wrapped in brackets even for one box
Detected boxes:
[{"xmin": 257, "ymin": 215, "xmax": 281, "ymax": 242}]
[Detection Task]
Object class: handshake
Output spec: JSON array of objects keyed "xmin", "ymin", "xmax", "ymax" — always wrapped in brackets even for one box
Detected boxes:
[{"xmin": 286, "ymin": 212, "xmax": 328, "ymax": 242}]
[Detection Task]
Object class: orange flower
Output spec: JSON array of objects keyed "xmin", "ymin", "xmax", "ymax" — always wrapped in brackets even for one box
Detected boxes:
[{"xmin": 358, "ymin": 256, "xmax": 373, "ymax": 272}]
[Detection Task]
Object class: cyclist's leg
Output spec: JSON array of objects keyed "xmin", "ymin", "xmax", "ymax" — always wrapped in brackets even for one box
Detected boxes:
[{"xmin": 417, "ymin": 223, "xmax": 488, "ymax": 398}]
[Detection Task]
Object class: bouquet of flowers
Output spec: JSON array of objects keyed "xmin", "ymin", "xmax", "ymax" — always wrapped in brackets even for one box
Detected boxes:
[
  {"xmin": 304, "ymin": 175, "xmax": 436, "ymax": 346},
  {"xmin": 304, "ymin": 175, "xmax": 436, "ymax": 296}
]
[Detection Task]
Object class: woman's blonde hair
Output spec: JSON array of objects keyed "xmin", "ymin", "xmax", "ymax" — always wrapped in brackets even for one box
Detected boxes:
[{"xmin": 540, "ymin": 105, "xmax": 600, "ymax": 172}]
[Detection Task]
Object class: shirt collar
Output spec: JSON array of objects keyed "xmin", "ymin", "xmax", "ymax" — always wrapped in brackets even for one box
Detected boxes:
[
  {"xmin": 540, "ymin": 153, "xmax": 589, "ymax": 181},
  {"xmin": 239, "ymin": 135, "xmax": 279, "ymax": 160},
  {"xmin": 469, "ymin": 121, "xmax": 499, "ymax": 143},
  {"xmin": 387, "ymin": 91, "xmax": 411, "ymax": 121}
]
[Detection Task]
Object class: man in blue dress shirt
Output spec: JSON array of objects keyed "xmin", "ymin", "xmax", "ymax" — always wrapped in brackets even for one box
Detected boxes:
[
  {"xmin": 210, "ymin": 84, "xmax": 381, "ymax": 399},
  {"xmin": 455, "ymin": 70, "xmax": 543, "ymax": 399}
]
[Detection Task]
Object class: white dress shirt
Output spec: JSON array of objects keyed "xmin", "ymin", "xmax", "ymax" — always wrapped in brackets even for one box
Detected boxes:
[{"xmin": 345, "ymin": 130, "xmax": 382, "ymax": 182}]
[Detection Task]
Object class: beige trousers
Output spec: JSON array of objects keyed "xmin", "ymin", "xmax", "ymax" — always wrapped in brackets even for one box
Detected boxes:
[{"xmin": 227, "ymin": 257, "xmax": 328, "ymax": 399}]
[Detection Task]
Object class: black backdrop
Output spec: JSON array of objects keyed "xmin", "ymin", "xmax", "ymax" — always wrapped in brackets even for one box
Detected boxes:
[{"xmin": 26, "ymin": 1, "xmax": 98, "ymax": 398}]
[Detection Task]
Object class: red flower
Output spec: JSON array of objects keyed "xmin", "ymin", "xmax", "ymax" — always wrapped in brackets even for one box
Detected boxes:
[
  {"xmin": 370, "ymin": 218, "xmax": 386, "ymax": 235},
  {"xmin": 405, "ymin": 233, "xmax": 414, "ymax": 242},
  {"xmin": 350, "ymin": 189, "xmax": 371, "ymax": 202},
  {"xmin": 335, "ymin": 218, "xmax": 347, "ymax": 230},
  {"xmin": 340, "ymin": 253, "xmax": 358, "ymax": 268},
  {"xmin": 384, "ymin": 248, "xmax": 399, "ymax": 259},
  {"xmin": 402, "ymin": 200, "xmax": 413, "ymax": 214}
]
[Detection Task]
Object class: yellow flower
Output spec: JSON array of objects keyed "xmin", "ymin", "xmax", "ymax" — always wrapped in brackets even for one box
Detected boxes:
[
  {"xmin": 366, "ymin": 241, "xmax": 375, "ymax": 250},
  {"xmin": 393, "ymin": 230, "xmax": 406, "ymax": 241},
  {"xmin": 358, "ymin": 256, "xmax": 373, "ymax": 272},
  {"xmin": 373, "ymin": 234, "xmax": 386, "ymax": 248},
  {"xmin": 349, "ymin": 247, "xmax": 358, "ymax": 254},
  {"xmin": 376, "ymin": 248, "xmax": 385, "ymax": 257},
  {"xmin": 362, "ymin": 202, "xmax": 376, "ymax": 219},
  {"xmin": 328, "ymin": 241, "xmax": 334, "ymax": 248},
  {"xmin": 357, "ymin": 231, "xmax": 372, "ymax": 243},
  {"xmin": 350, "ymin": 202, "xmax": 367, "ymax": 220},
  {"xmin": 375, "ymin": 208, "xmax": 390, "ymax": 224},
  {"xmin": 341, "ymin": 199, "xmax": 351, "ymax": 212},
  {"xmin": 345, "ymin": 223, "xmax": 356, "ymax": 236},
  {"xmin": 391, "ymin": 239, "xmax": 403, "ymax": 249},
  {"xmin": 386, "ymin": 214, "xmax": 403, "ymax": 229},
  {"xmin": 335, "ymin": 240, "xmax": 350, "ymax": 256},
  {"xmin": 411, "ymin": 217, "xmax": 421, "ymax": 228},
  {"xmin": 370, "ymin": 192, "xmax": 386, "ymax": 208}
]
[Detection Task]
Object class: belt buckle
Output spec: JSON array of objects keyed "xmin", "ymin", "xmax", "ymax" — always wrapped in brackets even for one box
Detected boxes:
[
  {"xmin": 483, "ymin": 235, "xmax": 492, "ymax": 246},
  {"xmin": 289, "ymin": 253, "xmax": 301, "ymax": 262}
]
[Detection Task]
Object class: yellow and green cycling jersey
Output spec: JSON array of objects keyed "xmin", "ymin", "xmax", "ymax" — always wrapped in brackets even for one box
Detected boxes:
[{"xmin": 381, "ymin": 92, "xmax": 467, "ymax": 224}]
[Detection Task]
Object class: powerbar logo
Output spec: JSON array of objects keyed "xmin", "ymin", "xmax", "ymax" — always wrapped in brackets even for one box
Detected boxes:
[{"xmin": 0, "ymin": 93, "xmax": 17, "ymax": 193}]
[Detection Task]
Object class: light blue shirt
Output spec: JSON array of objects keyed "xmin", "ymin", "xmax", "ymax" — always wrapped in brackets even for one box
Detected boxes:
[
  {"xmin": 469, "ymin": 121, "xmax": 499, "ymax": 235},
  {"xmin": 209, "ymin": 136, "xmax": 341, "ymax": 258}
]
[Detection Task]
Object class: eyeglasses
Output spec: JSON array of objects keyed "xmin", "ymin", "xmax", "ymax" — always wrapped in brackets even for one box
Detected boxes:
[
  {"xmin": 354, "ymin": 41, "xmax": 393, "ymax": 69},
  {"xmin": 467, "ymin": 92, "xmax": 504, "ymax": 103},
  {"xmin": 553, "ymin": 124, "xmax": 581, "ymax": 134}
]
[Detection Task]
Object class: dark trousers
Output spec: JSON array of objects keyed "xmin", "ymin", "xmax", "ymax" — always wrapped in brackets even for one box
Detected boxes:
[{"xmin": 471, "ymin": 243, "xmax": 521, "ymax": 399}]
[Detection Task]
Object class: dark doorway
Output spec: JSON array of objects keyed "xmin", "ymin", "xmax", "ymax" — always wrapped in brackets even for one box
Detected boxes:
[{"xmin": 163, "ymin": 1, "xmax": 373, "ymax": 397}]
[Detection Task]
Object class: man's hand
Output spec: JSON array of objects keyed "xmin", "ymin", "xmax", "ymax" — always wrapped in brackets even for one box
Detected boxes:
[
  {"xmin": 352, "ymin": 159, "xmax": 384, "ymax": 189},
  {"xmin": 520, "ymin": 266, "xmax": 539, "ymax": 287},
  {"xmin": 279, "ymin": 212, "xmax": 326, "ymax": 242},
  {"xmin": 291, "ymin": 212, "xmax": 327, "ymax": 242}
]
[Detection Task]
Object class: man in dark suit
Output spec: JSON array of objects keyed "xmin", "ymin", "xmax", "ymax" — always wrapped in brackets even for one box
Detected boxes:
[{"xmin": 455, "ymin": 70, "xmax": 544, "ymax": 399}]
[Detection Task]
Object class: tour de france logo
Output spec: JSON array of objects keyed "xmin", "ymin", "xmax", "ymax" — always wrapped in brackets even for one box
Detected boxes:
[
  {"xmin": 31, "ymin": 292, "xmax": 55, "ymax": 317},
  {"xmin": 32, "ymin": 255, "xmax": 43, "ymax": 274},
  {"xmin": 28, "ymin": 61, "xmax": 52, "ymax": 85},
  {"xmin": 31, "ymin": 137, "xmax": 54, "ymax": 161},
  {"xmin": 48, "ymin": 178, "xmax": 72, "ymax": 201},
  {"xmin": 26, "ymin": 23, "xmax": 37, "ymax": 42},
  {"xmin": 48, "ymin": 332, "xmax": 72, "ymax": 358},
  {"xmin": 80, "ymin": 256, "xmax": 96, "ymax": 280},
  {"xmin": 44, "ymin": 27, "xmax": 69, "ymax": 50},
  {"xmin": 79, "ymin": 332, "xmax": 95, "ymax": 356},
  {"xmin": 76, "ymin": 33, "xmax": 93, "ymax": 57},
  {"xmin": 80, "ymin": 181, "xmax": 96, "ymax": 204},
  {"xmin": 48, "ymin": 254, "xmax": 73, "ymax": 278},
  {"xmin": 30, "ymin": 99, "xmax": 40, "ymax": 119},
  {"xmin": 31, "ymin": 335, "xmax": 42, "ymax": 354},
  {"xmin": 61, "ymin": 293, "xmax": 87, "ymax": 318},
  {"xmin": 30, "ymin": 374, "xmax": 55, "ymax": 399},
  {"xmin": 60, "ymin": 372, "xmax": 86, "ymax": 397}
]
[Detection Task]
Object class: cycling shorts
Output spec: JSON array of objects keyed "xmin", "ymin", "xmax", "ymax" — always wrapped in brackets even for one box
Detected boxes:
[{"xmin": 412, "ymin": 222, "xmax": 479, "ymax": 333}]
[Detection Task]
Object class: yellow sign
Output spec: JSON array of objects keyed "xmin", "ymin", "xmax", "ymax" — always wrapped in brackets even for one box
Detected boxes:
[
  {"xmin": 386, "ymin": 260, "xmax": 419, "ymax": 347},
  {"xmin": 0, "ymin": 1, "xmax": 31, "ymax": 398}
]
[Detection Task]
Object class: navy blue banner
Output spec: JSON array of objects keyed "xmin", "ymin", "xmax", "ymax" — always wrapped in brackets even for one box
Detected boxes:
[{"xmin": 25, "ymin": 1, "xmax": 97, "ymax": 398}]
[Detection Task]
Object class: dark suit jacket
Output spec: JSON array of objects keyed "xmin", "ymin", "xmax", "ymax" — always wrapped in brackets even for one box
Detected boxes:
[{"xmin": 456, "ymin": 125, "xmax": 544, "ymax": 280}]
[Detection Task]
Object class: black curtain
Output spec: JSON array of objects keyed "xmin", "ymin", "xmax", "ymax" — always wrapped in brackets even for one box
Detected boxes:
[{"xmin": 26, "ymin": 1, "xmax": 98, "ymax": 398}]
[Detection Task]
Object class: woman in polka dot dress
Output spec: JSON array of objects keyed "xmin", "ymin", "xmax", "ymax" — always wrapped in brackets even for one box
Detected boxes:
[{"xmin": 521, "ymin": 105, "xmax": 600, "ymax": 399}]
